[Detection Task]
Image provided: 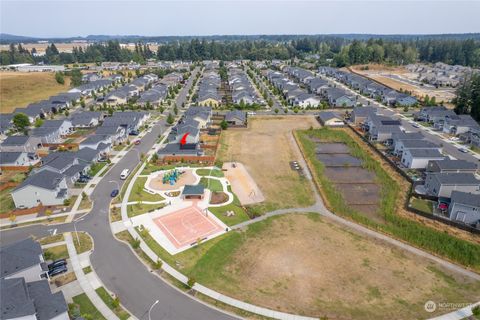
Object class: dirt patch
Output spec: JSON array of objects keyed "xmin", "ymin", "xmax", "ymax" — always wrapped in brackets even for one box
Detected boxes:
[
  {"xmin": 324, "ymin": 167, "xmax": 376, "ymax": 183},
  {"xmin": 217, "ymin": 116, "xmax": 319, "ymax": 210},
  {"xmin": 314, "ymin": 142, "xmax": 350, "ymax": 154},
  {"xmin": 222, "ymin": 162, "xmax": 264, "ymax": 205},
  {"xmin": 316, "ymin": 153, "xmax": 362, "ymax": 167},
  {"xmin": 210, "ymin": 192, "xmax": 228, "ymax": 205},
  {"xmin": 204, "ymin": 214, "xmax": 480, "ymax": 320},
  {"xmin": 148, "ymin": 169, "xmax": 197, "ymax": 191},
  {"xmin": 334, "ymin": 183, "xmax": 380, "ymax": 205}
]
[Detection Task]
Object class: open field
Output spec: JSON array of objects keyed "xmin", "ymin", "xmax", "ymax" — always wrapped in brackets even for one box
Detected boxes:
[
  {"xmin": 0, "ymin": 42, "xmax": 160, "ymax": 55},
  {"xmin": 216, "ymin": 116, "xmax": 318, "ymax": 212},
  {"xmin": 189, "ymin": 214, "xmax": 480, "ymax": 319},
  {"xmin": 349, "ymin": 64, "xmax": 456, "ymax": 105},
  {"xmin": 0, "ymin": 71, "xmax": 70, "ymax": 112}
]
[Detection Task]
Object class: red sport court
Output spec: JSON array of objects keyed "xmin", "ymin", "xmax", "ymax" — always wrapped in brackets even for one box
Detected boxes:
[{"xmin": 154, "ymin": 206, "xmax": 224, "ymax": 249}]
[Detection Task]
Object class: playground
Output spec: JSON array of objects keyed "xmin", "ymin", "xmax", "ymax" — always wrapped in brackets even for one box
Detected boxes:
[
  {"xmin": 147, "ymin": 168, "xmax": 197, "ymax": 191},
  {"xmin": 221, "ymin": 162, "xmax": 264, "ymax": 205}
]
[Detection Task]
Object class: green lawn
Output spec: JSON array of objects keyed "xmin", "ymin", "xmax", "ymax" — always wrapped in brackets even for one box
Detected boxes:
[
  {"xmin": 38, "ymin": 234, "xmax": 64, "ymax": 245},
  {"xmin": 0, "ymin": 187, "xmax": 15, "ymax": 215},
  {"xmin": 199, "ymin": 177, "xmax": 223, "ymax": 192},
  {"xmin": 88, "ymin": 162, "xmax": 107, "ymax": 177},
  {"xmin": 71, "ymin": 293, "xmax": 106, "ymax": 320},
  {"xmin": 128, "ymin": 177, "xmax": 164, "ymax": 202},
  {"xmin": 43, "ymin": 244, "xmax": 69, "ymax": 261},
  {"xmin": 95, "ymin": 287, "xmax": 130, "ymax": 320},
  {"xmin": 127, "ymin": 203, "xmax": 165, "ymax": 217},
  {"xmin": 196, "ymin": 168, "xmax": 224, "ymax": 177},
  {"xmin": 83, "ymin": 266, "xmax": 92, "ymax": 274},
  {"xmin": 410, "ymin": 198, "xmax": 434, "ymax": 214},
  {"xmin": 209, "ymin": 204, "xmax": 250, "ymax": 226}
]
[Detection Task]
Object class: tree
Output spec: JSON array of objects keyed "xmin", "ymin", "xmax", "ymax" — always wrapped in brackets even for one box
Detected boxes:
[
  {"xmin": 220, "ymin": 120, "xmax": 228, "ymax": 130},
  {"xmin": 112, "ymin": 295, "xmax": 120, "ymax": 309},
  {"xmin": 45, "ymin": 209, "xmax": 53, "ymax": 221},
  {"xmin": 166, "ymin": 113, "xmax": 175, "ymax": 125},
  {"xmin": 187, "ymin": 277, "xmax": 196, "ymax": 288},
  {"xmin": 70, "ymin": 69, "xmax": 83, "ymax": 87},
  {"xmin": 34, "ymin": 118, "xmax": 44, "ymax": 128},
  {"xmin": 268, "ymin": 98, "xmax": 274, "ymax": 108},
  {"xmin": 174, "ymin": 105, "xmax": 178, "ymax": 115},
  {"xmin": 12, "ymin": 113, "xmax": 30, "ymax": 132},
  {"xmin": 472, "ymin": 305, "xmax": 480, "ymax": 317},
  {"xmin": 55, "ymin": 72, "xmax": 65, "ymax": 84},
  {"xmin": 274, "ymin": 108, "xmax": 279, "ymax": 114},
  {"xmin": 9, "ymin": 214, "xmax": 17, "ymax": 227}
]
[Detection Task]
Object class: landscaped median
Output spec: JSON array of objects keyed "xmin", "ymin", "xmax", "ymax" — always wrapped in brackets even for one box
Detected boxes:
[{"xmin": 295, "ymin": 127, "xmax": 480, "ymax": 272}]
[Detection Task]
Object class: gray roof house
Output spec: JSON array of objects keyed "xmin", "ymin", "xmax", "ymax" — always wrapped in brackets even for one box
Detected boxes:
[
  {"xmin": 0, "ymin": 238, "xmax": 46, "ymax": 282},
  {"xmin": 442, "ymin": 114, "xmax": 480, "ymax": 135},
  {"xmin": 393, "ymin": 139, "xmax": 441, "ymax": 156},
  {"xmin": 427, "ymin": 159, "xmax": 478, "ymax": 174},
  {"xmin": 70, "ymin": 111, "xmax": 103, "ymax": 128},
  {"xmin": 401, "ymin": 149, "xmax": 445, "ymax": 169},
  {"xmin": 225, "ymin": 110, "xmax": 247, "ymax": 126},
  {"xmin": 11, "ymin": 170, "xmax": 69, "ymax": 208},
  {"xmin": 0, "ymin": 151, "xmax": 34, "ymax": 167},
  {"xmin": 424, "ymin": 172, "xmax": 480, "ymax": 198},
  {"xmin": 317, "ymin": 112, "xmax": 344, "ymax": 127},
  {"xmin": 0, "ymin": 135, "xmax": 42, "ymax": 153},
  {"xmin": 448, "ymin": 191, "xmax": 480, "ymax": 225},
  {"xmin": 350, "ymin": 106, "xmax": 378, "ymax": 124},
  {"xmin": 324, "ymin": 88, "xmax": 356, "ymax": 107}
]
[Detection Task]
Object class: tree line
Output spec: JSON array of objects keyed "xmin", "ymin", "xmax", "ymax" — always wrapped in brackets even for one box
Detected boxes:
[
  {"xmin": 1, "ymin": 37, "xmax": 480, "ymax": 67},
  {"xmin": 454, "ymin": 72, "xmax": 480, "ymax": 122}
]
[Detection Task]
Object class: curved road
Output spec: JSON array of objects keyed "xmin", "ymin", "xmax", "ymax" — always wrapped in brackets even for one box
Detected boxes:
[{"xmin": 1, "ymin": 68, "xmax": 237, "ymax": 320}]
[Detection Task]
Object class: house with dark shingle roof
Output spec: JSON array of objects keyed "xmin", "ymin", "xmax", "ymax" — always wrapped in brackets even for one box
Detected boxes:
[
  {"xmin": 181, "ymin": 184, "xmax": 205, "ymax": 200},
  {"xmin": 424, "ymin": 172, "xmax": 480, "ymax": 198},
  {"xmin": 0, "ymin": 151, "xmax": 36, "ymax": 167},
  {"xmin": 0, "ymin": 238, "xmax": 46, "ymax": 282},
  {"xmin": 225, "ymin": 110, "xmax": 247, "ymax": 126},
  {"xmin": 11, "ymin": 170, "xmax": 69, "ymax": 208},
  {"xmin": 317, "ymin": 112, "xmax": 344, "ymax": 127},
  {"xmin": 448, "ymin": 191, "xmax": 480, "ymax": 225},
  {"xmin": 70, "ymin": 111, "xmax": 103, "ymax": 128},
  {"xmin": 427, "ymin": 159, "xmax": 478, "ymax": 174},
  {"xmin": 401, "ymin": 148, "xmax": 445, "ymax": 169},
  {"xmin": 0, "ymin": 135, "xmax": 42, "ymax": 153}
]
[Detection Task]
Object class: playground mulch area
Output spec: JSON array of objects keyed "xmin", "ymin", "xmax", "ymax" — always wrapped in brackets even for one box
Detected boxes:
[
  {"xmin": 217, "ymin": 116, "xmax": 318, "ymax": 210},
  {"xmin": 153, "ymin": 205, "xmax": 224, "ymax": 249},
  {"xmin": 191, "ymin": 214, "xmax": 480, "ymax": 320},
  {"xmin": 210, "ymin": 192, "xmax": 229, "ymax": 205},
  {"xmin": 148, "ymin": 169, "xmax": 197, "ymax": 191}
]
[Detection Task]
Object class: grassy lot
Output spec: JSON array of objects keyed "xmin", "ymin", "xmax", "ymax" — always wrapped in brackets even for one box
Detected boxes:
[
  {"xmin": 72, "ymin": 232, "xmax": 93, "ymax": 254},
  {"xmin": 209, "ymin": 189, "xmax": 250, "ymax": 226},
  {"xmin": 199, "ymin": 177, "xmax": 223, "ymax": 192},
  {"xmin": 0, "ymin": 72, "xmax": 71, "ymax": 113},
  {"xmin": 43, "ymin": 244, "xmax": 69, "ymax": 261},
  {"xmin": 88, "ymin": 162, "xmax": 107, "ymax": 177},
  {"xmin": 216, "ymin": 116, "xmax": 318, "ymax": 213},
  {"xmin": 95, "ymin": 287, "xmax": 130, "ymax": 320},
  {"xmin": 127, "ymin": 203, "xmax": 165, "ymax": 217},
  {"xmin": 296, "ymin": 128, "xmax": 480, "ymax": 272},
  {"xmin": 0, "ymin": 187, "xmax": 16, "ymax": 215},
  {"xmin": 128, "ymin": 177, "xmax": 164, "ymax": 203},
  {"xmin": 70, "ymin": 293, "xmax": 106, "ymax": 320},
  {"xmin": 187, "ymin": 214, "xmax": 480, "ymax": 320},
  {"xmin": 196, "ymin": 168, "xmax": 224, "ymax": 177},
  {"xmin": 38, "ymin": 234, "xmax": 64, "ymax": 245},
  {"xmin": 410, "ymin": 198, "xmax": 434, "ymax": 214}
]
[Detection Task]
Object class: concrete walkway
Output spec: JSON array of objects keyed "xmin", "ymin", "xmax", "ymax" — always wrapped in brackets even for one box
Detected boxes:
[{"xmin": 64, "ymin": 232, "xmax": 120, "ymax": 320}]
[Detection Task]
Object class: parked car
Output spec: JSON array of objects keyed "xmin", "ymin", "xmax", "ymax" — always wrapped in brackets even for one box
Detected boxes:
[
  {"xmin": 80, "ymin": 174, "xmax": 91, "ymax": 180},
  {"xmin": 129, "ymin": 130, "xmax": 139, "ymax": 136},
  {"xmin": 134, "ymin": 140, "xmax": 141, "ymax": 145},
  {"xmin": 411, "ymin": 123, "xmax": 420, "ymax": 128},
  {"xmin": 77, "ymin": 177, "xmax": 89, "ymax": 183},
  {"xmin": 48, "ymin": 259, "xmax": 67, "ymax": 270},
  {"xmin": 458, "ymin": 147, "xmax": 469, "ymax": 153},
  {"xmin": 110, "ymin": 189, "xmax": 119, "ymax": 197},
  {"xmin": 48, "ymin": 265, "xmax": 68, "ymax": 277}
]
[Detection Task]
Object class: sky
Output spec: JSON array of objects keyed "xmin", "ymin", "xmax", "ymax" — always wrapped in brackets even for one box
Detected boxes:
[{"xmin": 1, "ymin": 0, "xmax": 480, "ymax": 38}]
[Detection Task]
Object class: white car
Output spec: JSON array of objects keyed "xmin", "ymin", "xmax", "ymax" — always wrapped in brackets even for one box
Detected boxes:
[{"xmin": 247, "ymin": 111, "xmax": 256, "ymax": 116}]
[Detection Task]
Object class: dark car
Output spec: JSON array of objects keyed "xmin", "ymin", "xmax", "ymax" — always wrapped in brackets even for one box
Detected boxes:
[
  {"xmin": 129, "ymin": 130, "xmax": 139, "ymax": 136},
  {"xmin": 110, "ymin": 189, "xmax": 119, "ymax": 197},
  {"xmin": 48, "ymin": 259, "xmax": 67, "ymax": 270},
  {"xmin": 48, "ymin": 265, "xmax": 68, "ymax": 277},
  {"xmin": 80, "ymin": 174, "xmax": 91, "ymax": 180}
]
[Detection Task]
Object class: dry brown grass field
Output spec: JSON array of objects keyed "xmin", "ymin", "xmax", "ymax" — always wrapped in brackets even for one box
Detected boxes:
[
  {"xmin": 216, "ymin": 116, "xmax": 319, "ymax": 211},
  {"xmin": 0, "ymin": 71, "xmax": 70, "ymax": 113},
  {"xmin": 198, "ymin": 214, "xmax": 480, "ymax": 320}
]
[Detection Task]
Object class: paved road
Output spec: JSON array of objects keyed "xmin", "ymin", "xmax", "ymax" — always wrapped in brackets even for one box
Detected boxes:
[{"xmin": 1, "ymin": 67, "xmax": 236, "ymax": 320}]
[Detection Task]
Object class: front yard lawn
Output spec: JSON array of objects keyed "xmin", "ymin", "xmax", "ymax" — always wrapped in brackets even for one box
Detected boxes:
[
  {"xmin": 95, "ymin": 287, "xmax": 130, "ymax": 320},
  {"xmin": 88, "ymin": 162, "xmax": 106, "ymax": 176},
  {"xmin": 72, "ymin": 232, "xmax": 93, "ymax": 254},
  {"xmin": 43, "ymin": 244, "xmax": 69, "ymax": 261},
  {"xmin": 70, "ymin": 293, "xmax": 106, "ymax": 320},
  {"xmin": 0, "ymin": 187, "xmax": 15, "ymax": 215}
]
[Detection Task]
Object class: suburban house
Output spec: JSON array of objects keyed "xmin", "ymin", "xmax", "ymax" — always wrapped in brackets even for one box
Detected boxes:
[
  {"xmin": 82, "ymin": 73, "xmax": 102, "ymax": 82},
  {"xmin": 225, "ymin": 110, "xmax": 247, "ymax": 126},
  {"xmin": 393, "ymin": 139, "xmax": 441, "ymax": 157},
  {"xmin": 401, "ymin": 148, "xmax": 445, "ymax": 169},
  {"xmin": 308, "ymin": 78, "xmax": 330, "ymax": 94},
  {"xmin": 317, "ymin": 112, "xmax": 344, "ymax": 127},
  {"xmin": 447, "ymin": 191, "xmax": 480, "ymax": 225},
  {"xmin": 105, "ymin": 90, "xmax": 128, "ymax": 106},
  {"xmin": 70, "ymin": 112, "xmax": 103, "ymax": 128},
  {"xmin": 0, "ymin": 238, "xmax": 69, "ymax": 320},
  {"xmin": 349, "ymin": 106, "xmax": 378, "ymax": 125},
  {"xmin": 293, "ymin": 93, "xmax": 321, "ymax": 108},
  {"xmin": 79, "ymin": 134, "xmax": 112, "ymax": 151},
  {"xmin": 0, "ymin": 151, "xmax": 37, "ymax": 167},
  {"xmin": 12, "ymin": 170, "xmax": 69, "ymax": 208},
  {"xmin": 95, "ymin": 125, "xmax": 127, "ymax": 145},
  {"xmin": 30, "ymin": 126, "xmax": 62, "ymax": 144},
  {"xmin": 424, "ymin": 172, "xmax": 480, "ymax": 198},
  {"xmin": 427, "ymin": 159, "xmax": 478, "ymax": 174},
  {"xmin": 184, "ymin": 107, "xmax": 212, "ymax": 128},
  {"xmin": 0, "ymin": 136, "xmax": 42, "ymax": 153},
  {"xmin": 324, "ymin": 88, "xmax": 356, "ymax": 107},
  {"xmin": 442, "ymin": 114, "xmax": 480, "ymax": 135}
]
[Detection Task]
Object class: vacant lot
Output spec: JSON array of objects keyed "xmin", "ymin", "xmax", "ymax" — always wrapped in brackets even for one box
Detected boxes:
[
  {"xmin": 217, "ymin": 116, "xmax": 319, "ymax": 212},
  {"xmin": 0, "ymin": 71, "xmax": 70, "ymax": 113},
  {"xmin": 189, "ymin": 214, "xmax": 480, "ymax": 320}
]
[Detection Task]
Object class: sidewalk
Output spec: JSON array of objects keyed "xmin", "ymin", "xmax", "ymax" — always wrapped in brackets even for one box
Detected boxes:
[
  {"xmin": 64, "ymin": 232, "xmax": 120, "ymax": 320},
  {"xmin": 0, "ymin": 209, "xmax": 89, "ymax": 228}
]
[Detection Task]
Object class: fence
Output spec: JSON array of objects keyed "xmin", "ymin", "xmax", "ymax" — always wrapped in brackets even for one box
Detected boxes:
[
  {"xmin": 160, "ymin": 156, "xmax": 216, "ymax": 165},
  {"xmin": 0, "ymin": 166, "xmax": 31, "ymax": 172},
  {"xmin": 0, "ymin": 181, "xmax": 20, "ymax": 192}
]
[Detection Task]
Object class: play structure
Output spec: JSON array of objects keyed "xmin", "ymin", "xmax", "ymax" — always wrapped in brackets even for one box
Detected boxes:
[{"xmin": 162, "ymin": 169, "xmax": 184, "ymax": 185}]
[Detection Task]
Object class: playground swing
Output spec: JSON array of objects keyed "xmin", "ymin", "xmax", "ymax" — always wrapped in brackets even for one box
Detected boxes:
[{"xmin": 162, "ymin": 169, "xmax": 185, "ymax": 185}]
